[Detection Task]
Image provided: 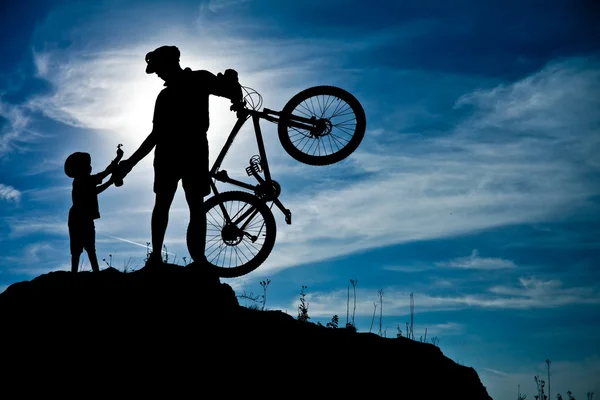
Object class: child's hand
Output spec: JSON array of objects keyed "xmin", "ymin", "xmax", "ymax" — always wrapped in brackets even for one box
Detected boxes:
[
  {"xmin": 116, "ymin": 159, "xmax": 134, "ymax": 178},
  {"xmin": 107, "ymin": 160, "xmax": 118, "ymax": 173}
]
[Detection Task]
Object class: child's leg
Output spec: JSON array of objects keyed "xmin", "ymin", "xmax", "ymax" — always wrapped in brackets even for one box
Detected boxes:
[
  {"xmin": 71, "ymin": 254, "xmax": 81, "ymax": 273},
  {"xmin": 83, "ymin": 220, "xmax": 99, "ymax": 272},
  {"xmin": 68, "ymin": 212, "xmax": 82, "ymax": 273}
]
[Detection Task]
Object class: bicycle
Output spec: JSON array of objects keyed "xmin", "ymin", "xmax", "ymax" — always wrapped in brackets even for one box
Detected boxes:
[{"xmin": 188, "ymin": 85, "xmax": 366, "ymax": 278}]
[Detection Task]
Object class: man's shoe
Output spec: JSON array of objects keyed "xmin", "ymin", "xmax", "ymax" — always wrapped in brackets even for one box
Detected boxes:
[{"xmin": 145, "ymin": 252, "xmax": 163, "ymax": 267}]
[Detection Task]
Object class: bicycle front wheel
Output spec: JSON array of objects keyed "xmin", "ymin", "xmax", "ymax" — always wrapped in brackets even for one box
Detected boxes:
[
  {"xmin": 278, "ymin": 85, "xmax": 366, "ymax": 166},
  {"xmin": 190, "ymin": 191, "xmax": 276, "ymax": 278}
]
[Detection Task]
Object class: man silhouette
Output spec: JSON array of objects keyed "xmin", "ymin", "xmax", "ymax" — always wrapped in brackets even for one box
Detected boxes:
[{"xmin": 115, "ymin": 45, "xmax": 244, "ymax": 265}]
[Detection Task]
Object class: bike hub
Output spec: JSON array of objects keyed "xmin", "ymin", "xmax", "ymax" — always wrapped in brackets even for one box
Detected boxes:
[
  {"xmin": 221, "ymin": 223, "xmax": 243, "ymax": 246},
  {"xmin": 312, "ymin": 118, "xmax": 332, "ymax": 138}
]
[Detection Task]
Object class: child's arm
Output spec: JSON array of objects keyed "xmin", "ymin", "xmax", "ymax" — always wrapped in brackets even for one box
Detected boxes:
[
  {"xmin": 96, "ymin": 175, "xmax": 115, "ymax": 195},
  {"xmin": 94, "ymin": 162, "xmax": 117, "ymax": 182},
  {"xmin": 94, "ymin": 145, "xmax": 124, "ymax": 182}
]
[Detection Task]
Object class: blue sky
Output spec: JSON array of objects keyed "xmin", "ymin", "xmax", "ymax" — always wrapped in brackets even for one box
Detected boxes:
[{"xmin": 1, "ymin": 0, "xmax": 599, "ymax": 398}]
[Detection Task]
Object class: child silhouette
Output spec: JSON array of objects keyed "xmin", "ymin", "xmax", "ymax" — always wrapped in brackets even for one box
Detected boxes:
[{"xmin": 64, "ymin": 145, "xmax": 123, "ymax": 273}]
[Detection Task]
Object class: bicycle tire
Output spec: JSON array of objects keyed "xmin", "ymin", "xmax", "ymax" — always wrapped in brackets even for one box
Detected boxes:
[
  {"xmin": 278, "ymin": 85, "xmax": 366, "ymax": 166},
  {"xmin": 187, "ymin": 191, "xmax": 276, "ymax": 278}
]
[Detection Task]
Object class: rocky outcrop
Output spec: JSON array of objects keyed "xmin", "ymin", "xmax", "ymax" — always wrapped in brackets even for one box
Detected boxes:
[{"xmin": 0, "ymin": 263, "xmax": 492, "ymax": 399}]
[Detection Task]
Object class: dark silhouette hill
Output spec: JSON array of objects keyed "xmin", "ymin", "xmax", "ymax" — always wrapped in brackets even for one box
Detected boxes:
[{"xmin": 0, "ymin": 263, "xmax": 493, "ymax": 399}]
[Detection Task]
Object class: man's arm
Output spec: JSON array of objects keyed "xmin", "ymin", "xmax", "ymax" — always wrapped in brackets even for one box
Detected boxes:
[
  {"xmin": 116, "ymin": 128, "xmax": 158, "ymax": 179},
  {"xmin": 201, "ymin": 69, "xmax": 243, "ymax": 103},
  {"xmin": 116, "ymin": 87, "xmax": 166, "ymax": 182},
  {"xmin": 128, "ymin": 128, "xmax": 158, "ymax": 166}
]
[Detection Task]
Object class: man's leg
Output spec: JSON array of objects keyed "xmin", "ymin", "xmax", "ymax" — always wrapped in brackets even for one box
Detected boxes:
[
  {"xmin": 183, "ymin": 179, "xmax": 206, "ymax": 264},
  {"xmin": 150, "ymin": 168, "xmax": 178, "ymax": 263},
  {"xmin": 88, "ymin": 250, "xmax": 100, "ymax": 272},
  {"xmin": 71, "ymin": 253, "xmax": 80, "ymax": 273},
  {"xmin": 151, "ymin": 189, "xmax": 177, "ymax": 262}
]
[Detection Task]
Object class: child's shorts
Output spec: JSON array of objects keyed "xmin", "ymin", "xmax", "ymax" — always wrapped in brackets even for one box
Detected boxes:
[{"xmin": 68, "ymin": 212, "xmax": 96, "ymax": 255}]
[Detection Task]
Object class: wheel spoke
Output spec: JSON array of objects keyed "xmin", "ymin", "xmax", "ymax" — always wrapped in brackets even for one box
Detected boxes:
[
  {"xmin": 330, "ymin": 103, "xmax": 351, "ymax": 119},
  {"xmin": 328, "ymin": 99, "xmax": 346, "ymax": 119},
  {"xmin": 285, "ymin": 90, "xmax": 361, "ymax": 159},
  {"xmin": 297, "ymin": 102, "xmax": 313, "ymax": 117},
  {"xmin": 199, "ymin": 193, "xmax": 274, "ymax": 274},
  {"xmin": 320, "ymin": 95, "xmax": 336, "ymax": 118}
]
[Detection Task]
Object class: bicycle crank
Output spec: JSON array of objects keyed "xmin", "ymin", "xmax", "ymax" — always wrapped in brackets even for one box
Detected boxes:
[{"xmin": 255, "ymin": 180, "xmax": 281, "ymax": 202}]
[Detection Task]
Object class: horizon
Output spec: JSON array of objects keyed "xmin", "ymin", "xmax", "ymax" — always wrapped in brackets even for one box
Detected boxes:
[{"xmin": 1, "ymin": 1, "xmax": 599, "ymax": 398}]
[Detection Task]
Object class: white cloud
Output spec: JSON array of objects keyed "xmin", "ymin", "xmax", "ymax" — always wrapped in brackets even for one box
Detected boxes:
[
  {"xmin": 0, "ymin": 99, "xmax": 42, "ymax": 158},
  {"xmin": 424, "ymin": 276, "xmax": 600, "ymax": 310},
  {"xmin": 13, "ymin": 17, "xmax": 366, "ymax": 269},
  {"xmin": 382, "ymin": 264, "xmax": 433, "ymax": 273},
  {"xmin": 19, "ymin": 185, "xmax": 70, "ymax": 203},
  {"xmin": 251, "ymin": 57, "xmax": 600, "ymax": 274},
  {"xmin": 32, "ymin": 50, "xmax": 50, "ymax": 78},
  {"xmin": 200, "ymin": 0, "xmax": 251, "ymax": 15},
  {"xmin": 487, "ymin": 276, "xmax": 597, "ymax": 303},
  {"xmin": 5, "ymin": 215, "xmax": 67, "ymax": 238},
  {"xmin": 455, "ymin": 57, "xmax": 600, "ymax": 139},
  {"xmin": 378, "ymin": 251, "xmax": 517, "ymax": 274},
  {"xmin": 436, "ymin": 249, "xmax": 516, "ymax": 270},
  {"xmin": 0, "ymin": 239, "xmax": 71, "ymax": 277},
  {"xmin": 27, "ymin": 47, "xmax": 159, "ymax": 139},
  {"xmin": 22, "ymin": 243, "xmax": 56, "ymax": 263},
  {"xmin": 482, "ymin": 367, "xmax": 510, "ymax": 377},
  {"xmin": 413, "ymin": 322, "xmax": 463, "ymax": 337},
  {"xmin": 7, "ymin": 262, "xmax": 71, "ymax": 277},
  {"xmin": 429, "ymin": 321, "xmax": 463, "ymax": 332},
  {"xmin": 276, "ymin": 275, "xmax": 600, "ymax": 318},
  {"xmin": 0, "ymin": 184, "xmax": 21, "ymax": 203},
  {"xmin": 11, "ymin": 4, "xmax": 600, "ymax": 279},
  {"xmin": 480, "ymin": 357, "xmax": 600, "ymax": 400},
  {"xmin": 21, "ymin": 157, "xmax": 68, "ymax": 177},
  {"xmin": 1, "ymin": 242, "xmax": 61, "ymax": 267}
]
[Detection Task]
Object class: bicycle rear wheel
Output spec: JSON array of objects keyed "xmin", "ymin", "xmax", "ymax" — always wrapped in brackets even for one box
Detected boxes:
[
  {"xmin": 188, "ymin": 191, "xmax": 276, "ymax": 278},
  {"xmin": 278, "ymin": 85, "xmax": 366, "ymax": 166}
]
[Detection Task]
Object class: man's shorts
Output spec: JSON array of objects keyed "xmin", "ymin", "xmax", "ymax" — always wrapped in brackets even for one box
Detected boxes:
[
  {"xmin": 68, "ymin": 211, "xmax": 96, "ymax": 255},
  {"xmin": 154, "ymin": 168, "xmax": 211, "ymax": 197},
  {"xmin": 153, "ymin": 150, "xmax": 210, "ymax": 196}
]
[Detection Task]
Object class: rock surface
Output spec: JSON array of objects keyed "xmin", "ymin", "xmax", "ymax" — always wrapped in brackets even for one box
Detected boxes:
[{"xmin": 0, "ymin": 263, "xmax": 493, "ymax": 399}]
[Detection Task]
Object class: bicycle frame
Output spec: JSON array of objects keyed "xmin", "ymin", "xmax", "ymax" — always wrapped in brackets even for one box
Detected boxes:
[{"xmin": 208, "ymin": 106, "xmax": 320, "ymax": 225}]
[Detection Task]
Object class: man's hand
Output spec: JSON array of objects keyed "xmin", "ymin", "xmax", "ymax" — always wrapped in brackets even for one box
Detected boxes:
[
  {"xmin": 230, "ymin": 100, "xmax": 247, "ymax": 119},
  {"xmin": 119, "ymin": 159, "xmax": 134, "ymax": 174},
  {"xmin": 113, "ymin": 158, "xmax": 134, "ymax": 187},
  {"xmin": 230, "ymin": 100, "xmax": 246, "ymax": 112},
  {"xmin": 218, "ymin": 69, "xmax": 238, "ymax": 82},
  {"xmin": 217, "ymin": 68, "xmax": 243, "ymax": 103}
]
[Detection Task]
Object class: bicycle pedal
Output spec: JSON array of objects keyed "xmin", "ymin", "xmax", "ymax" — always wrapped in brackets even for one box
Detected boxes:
[
  {"xmin": 285, "ymin": 210, "xmax": 292, "ymax": 225},
  {"xmin": 245, "ymin": 164, "xmax": 261, "ymax": 176},
  {"xmin": 246, "ymin": 155, "xmax": 262, "ymax": 176}
]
